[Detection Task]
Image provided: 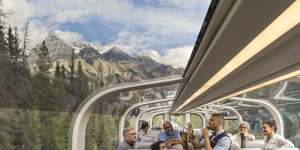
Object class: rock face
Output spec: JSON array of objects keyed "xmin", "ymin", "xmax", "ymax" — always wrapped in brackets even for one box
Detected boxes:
[
  {"xmin": 78, "ymin": 46, "xmax": 103, "ymax": 65},
  {"xmin": 102, "ymin": 47, "xmax": 135, "ymax": 63},
  {"xmin": 29, "ymin": 36, "xmax": 183, "ymax": 86},
  {"xmin": 41, "ymin": 35, "xmax": 74, "ymax": 61}
]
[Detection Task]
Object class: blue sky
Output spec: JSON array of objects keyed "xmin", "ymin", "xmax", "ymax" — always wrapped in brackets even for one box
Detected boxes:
[{"xmin": 3, "ymin": 0, "xmax": 210, "ymax": 68}]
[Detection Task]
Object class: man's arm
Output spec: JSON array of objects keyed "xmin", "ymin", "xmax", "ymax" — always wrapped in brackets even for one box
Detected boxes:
[
  {"xmin": 173, "ymin": 131, "xmax": 182, "ymax": 144},
  {"xmin": 278, "ymin": 138, "xmax": 295, "ymax": 148},
  {"xmin": 158, "ymin": 132, "xmax": 166, "ymax": 142},
  {"xmin": 245, "ymin": 134, "xmax": 255, "ymax": 141},
  {"xmin": 202, "ymin": 128, "xmax": 213, "ymax": 150}
]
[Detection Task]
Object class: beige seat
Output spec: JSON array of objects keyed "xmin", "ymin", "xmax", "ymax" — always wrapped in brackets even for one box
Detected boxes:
[
  {"xmin": 245, "ymin": 140, "xmax": 264, "ymax": 148},
  {"xmin": 134, "ymin": 142, "xmax": 153, "ymax": 149}
]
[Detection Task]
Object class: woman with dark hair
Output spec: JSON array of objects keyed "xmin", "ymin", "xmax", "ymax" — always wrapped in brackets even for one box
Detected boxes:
[
  {"xmin": 262, "ymin": 120, "xmax": 294, "ymax": 149},
  {"xmin": 151, "ymin": 141, "xmax": 167, "ymax": 150},
  {"xmin": 137, "ymin": 121, "xmax": 149, "ymax": 141}
]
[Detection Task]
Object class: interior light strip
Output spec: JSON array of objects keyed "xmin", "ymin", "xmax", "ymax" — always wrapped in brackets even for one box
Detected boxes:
[
  {"xmin": 188, "ymin": 70, "xmax": 300, "ymax": 111},
  {"xmin": 215, "ymin": 69, "xmax": 300, "ymax": 103},
  {"xmin": 175, "ymin": 1, "xmax": 300, "ymax": 112}
]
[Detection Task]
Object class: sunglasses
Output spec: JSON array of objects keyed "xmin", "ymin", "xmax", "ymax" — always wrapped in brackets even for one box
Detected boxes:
[{"xmin": 165, "ymin": 125, "xmax": 172, "ymax": 129}]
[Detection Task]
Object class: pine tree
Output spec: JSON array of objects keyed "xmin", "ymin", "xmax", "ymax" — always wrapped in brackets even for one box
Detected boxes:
[
  {"xmin": 21, "ymin": 22, "xmax": 29, "ymax": 67},
  {"xmin": 30, "ymin": 41, "xmax": 51, "ymax": 110},
  {"xmin": 0, "ymin": 24, "xmax": 7, "ymax": 62},
  {"xmin": 7, "ymin": 27, "xmax": 21, "ymax": 67},
  {"xmin": 70, "ymin": 49, "xmax": 75, "ymax": 82},
  {"xmin": 69, "ymin": 48, "xmax": 78, "ymax": 102},
  {"xmin": 7, "ymin": 27, "xmax": 14, "ymax": 63},
  {"xmin": 61, "ymin": 65, "xmax": 66, "ymax": 79},
  {"xmin": 55, "ymin": 61, "xmax": 61, "ymax": 78},
  {"xmin": 77, "ymin": 61, "xmax": 89, "ymax": 100},
  {"xmin": 35, "ymin": 41, "xmax": 50, "ymax": 75}
]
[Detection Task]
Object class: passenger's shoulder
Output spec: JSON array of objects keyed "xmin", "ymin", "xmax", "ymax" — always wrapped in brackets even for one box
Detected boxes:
[
  {"xmin": 220, "ymin": 135, "xmax": 231, "ymax": 142},
  {"xmin": 117, "ymin": 142, "xmax": 132, "ymax": 150},
  {"xmin": 218, "ymin": 136, "xmax": 232, "ymax": 147}
]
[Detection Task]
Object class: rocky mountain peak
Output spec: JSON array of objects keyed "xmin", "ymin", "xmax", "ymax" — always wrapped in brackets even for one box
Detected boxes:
[
  {"xmin": 29, "ymin": 36, "xmax": 183, "ymax": 82},
  {"xmin": 33, "ymin": 35, "xmax": 74, "ymax": 61},
  {"xmin": 103, "ymin": 47, "xmax": 135, "ymax": 62},
  {"xmin": 78, "ymin": 46, "xmax": 103, "ymax": 65},
  {"xmin": 137, "ymin": 55, "xmax": 160, "ymax": 66},
  {"xmin": 109, "ymin": 46, "xmax": 126, "ymax": 53}
]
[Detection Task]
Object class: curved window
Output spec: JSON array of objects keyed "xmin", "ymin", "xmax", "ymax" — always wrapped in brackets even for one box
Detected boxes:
[
  {"xmin": 170, "ymin": 114, "xmax": 184, "ymax": 131},
  {"xmin": 152, "ymin": 115, "xmax": 163, "ymax": 128},
  {"xmin": 243, "ymin": 77, "xmax": 300, "ymax": 147},
  {"xmin": 190, "ymin": 114, "xmax": 203, "ymax": 129}
]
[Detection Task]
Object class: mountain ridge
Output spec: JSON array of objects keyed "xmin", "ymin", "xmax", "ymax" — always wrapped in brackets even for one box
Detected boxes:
[{"xmin": 29, "ymin": 35, "xmax": 183, "ymax": 86}]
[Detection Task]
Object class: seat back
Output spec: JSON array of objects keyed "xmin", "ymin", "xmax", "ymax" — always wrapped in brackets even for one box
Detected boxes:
[
  {"xmin": 245, "ymin": 140, "xmax": 264, "ymax": 148},
  {"xmin": 134, "ymin": 142, "xmax": 153, "ymax": 149}
]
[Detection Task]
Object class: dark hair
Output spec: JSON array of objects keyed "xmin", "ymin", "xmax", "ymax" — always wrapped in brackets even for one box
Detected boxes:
[
  {"xmin": 262, "ymin": 120, "xmax": 277, "ymax": 132},
  {"xmin": 141, "ymin": 121, "xmax": 149, "ymax": 129},
  {"xmin": 151, "ymin": 141, "xmax": 165, "ymax": 150}
]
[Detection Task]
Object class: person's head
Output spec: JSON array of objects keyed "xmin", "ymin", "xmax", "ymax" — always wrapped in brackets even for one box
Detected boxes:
[
  {"xmin": 187, "ymin": 122, "xmax": 193, "ymax": 128},
  {"xmin": 239, "ymin": 121, "xmax": 250, "ymax": 134},
  {"xmin": 262, "ymin": 120, "xmax": 277, "ymax": 137},
  {"xmin": 151, "ymin": 141, "xmax": 167, "ymax": 150},
  {"xmin": 163, "ymin": 121, "xmax": 173, "ymax": 133},
  {"xmin": 208, "ymin": 113, "xmax": 224, "ymax": 131},
  {"xmin": 123, "ymin": 128, "xmax": 137, "ymax": 145},
  {"xmin": 141, "ymin": 121, "xmax": 149, "ymax": 130}
]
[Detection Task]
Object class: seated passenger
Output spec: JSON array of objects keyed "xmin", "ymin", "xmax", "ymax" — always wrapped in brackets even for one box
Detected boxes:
[
  {"xmin": 194, "ymin": 113, "xmax": 231, "ymax": 150},
  {"xmin": 117, "ymin": 128, "xmax": 137, "ymax": 150},
  {"xmin": 262, "ymin": 120, "xmax": 295, "ymax": 149},
  {"xmin": 151, "ymin": 141, "xmax": 168, "ymax": 150},
  {"xmin": 159, "ymin": 121, "xmax": 183, "ymax": 149},
  {"xmin": 232, "ymin": 121, "xmax": 255, "ymax": 148},
  {"xmin": 138, "ymin": 121, "xmax": 149, "ymax": 141}
]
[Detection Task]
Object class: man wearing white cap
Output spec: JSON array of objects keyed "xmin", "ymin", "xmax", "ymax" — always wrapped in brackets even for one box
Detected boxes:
[{"xmin": 232, "ymin": 121, "xmax": 255, "ymax": 148}]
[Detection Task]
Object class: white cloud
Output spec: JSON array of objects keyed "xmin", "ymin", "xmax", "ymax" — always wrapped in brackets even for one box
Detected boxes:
[
  {"xmin": 25, "ymin": 21, "xmax": 49, "ymax": 48},
  {"xmin": 54, "ymin": 30, "xmax": 84, "ymax": 44},
  {"xmin": 3, "ymin": 0, "xmax": 35, "ymax": 28},
  {"xmin": 23, "ymin": 0, "xmax": 208, "ymax": 36},
  {"xmin": 1, "ymin": 0, "xmax": 208, "ymax": 68},
  {"xmin": 2, "ymin": 0, "xmax": 209, "ymax": 38},
  {"xmin": 144, "ymin": 46, "xmax": 194, "ymax": 68},
  {"xmin": 158, "ymin": 0, "xmax": 211, "ymax": 9}
]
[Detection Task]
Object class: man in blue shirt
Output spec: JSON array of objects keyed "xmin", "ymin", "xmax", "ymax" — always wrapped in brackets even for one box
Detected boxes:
[
  {"xmin": 194, "ymin": 113, "xmax": 231, "ymax": 150},
  {"xmin": 159, "ymin": 121, "xmax": 183, "ymax": 149}
]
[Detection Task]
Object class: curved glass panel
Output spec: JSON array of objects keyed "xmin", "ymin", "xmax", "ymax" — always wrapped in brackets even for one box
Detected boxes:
[
  {"xmin": 235, "ymin": 103, "xmax": 272, "ymax": 139},
  {"xmin": 243, "ymin": 77, "xmax": 300, "ymax": 147},
  {"xmin": 170, "ymin": 114, "xmax": 185, "ymax": 131},
  {"xmin": 190, "ymin": 114, "xmax": 203, "ymax": 129},
  {"xmin": 152, "ymin": 115, "xmax": 163, "ymax": 128},
  {"xmin": 0, "ymin": 0, "xmax": 218, "ymax": 148},
  {"xmin": 85, "ymin": 84, "xmax": 178, "ymax": 149}
]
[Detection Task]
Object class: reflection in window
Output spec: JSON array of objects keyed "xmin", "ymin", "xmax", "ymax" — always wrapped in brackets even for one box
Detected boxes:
[
  {"xmin": 190, "ymin": 114, "xmax": 203, "ymax": 129},
  {"xmin": 236, "ymin": 105, "xmax": 272, "ymax": 139},
  {"xmin": 224, "ymin": 119, "xmax": 239, "ymax": 135},
  {"xmin": 171, "ymin": 114, "xmax": 184, "ymax": 131},
  {"xmin": 152, "ymin": 115, "xmax": 163, "ymax": 128},
  {"xmin": 243, "ymin": 78, "xmax": 300, "ymax": 147}
]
